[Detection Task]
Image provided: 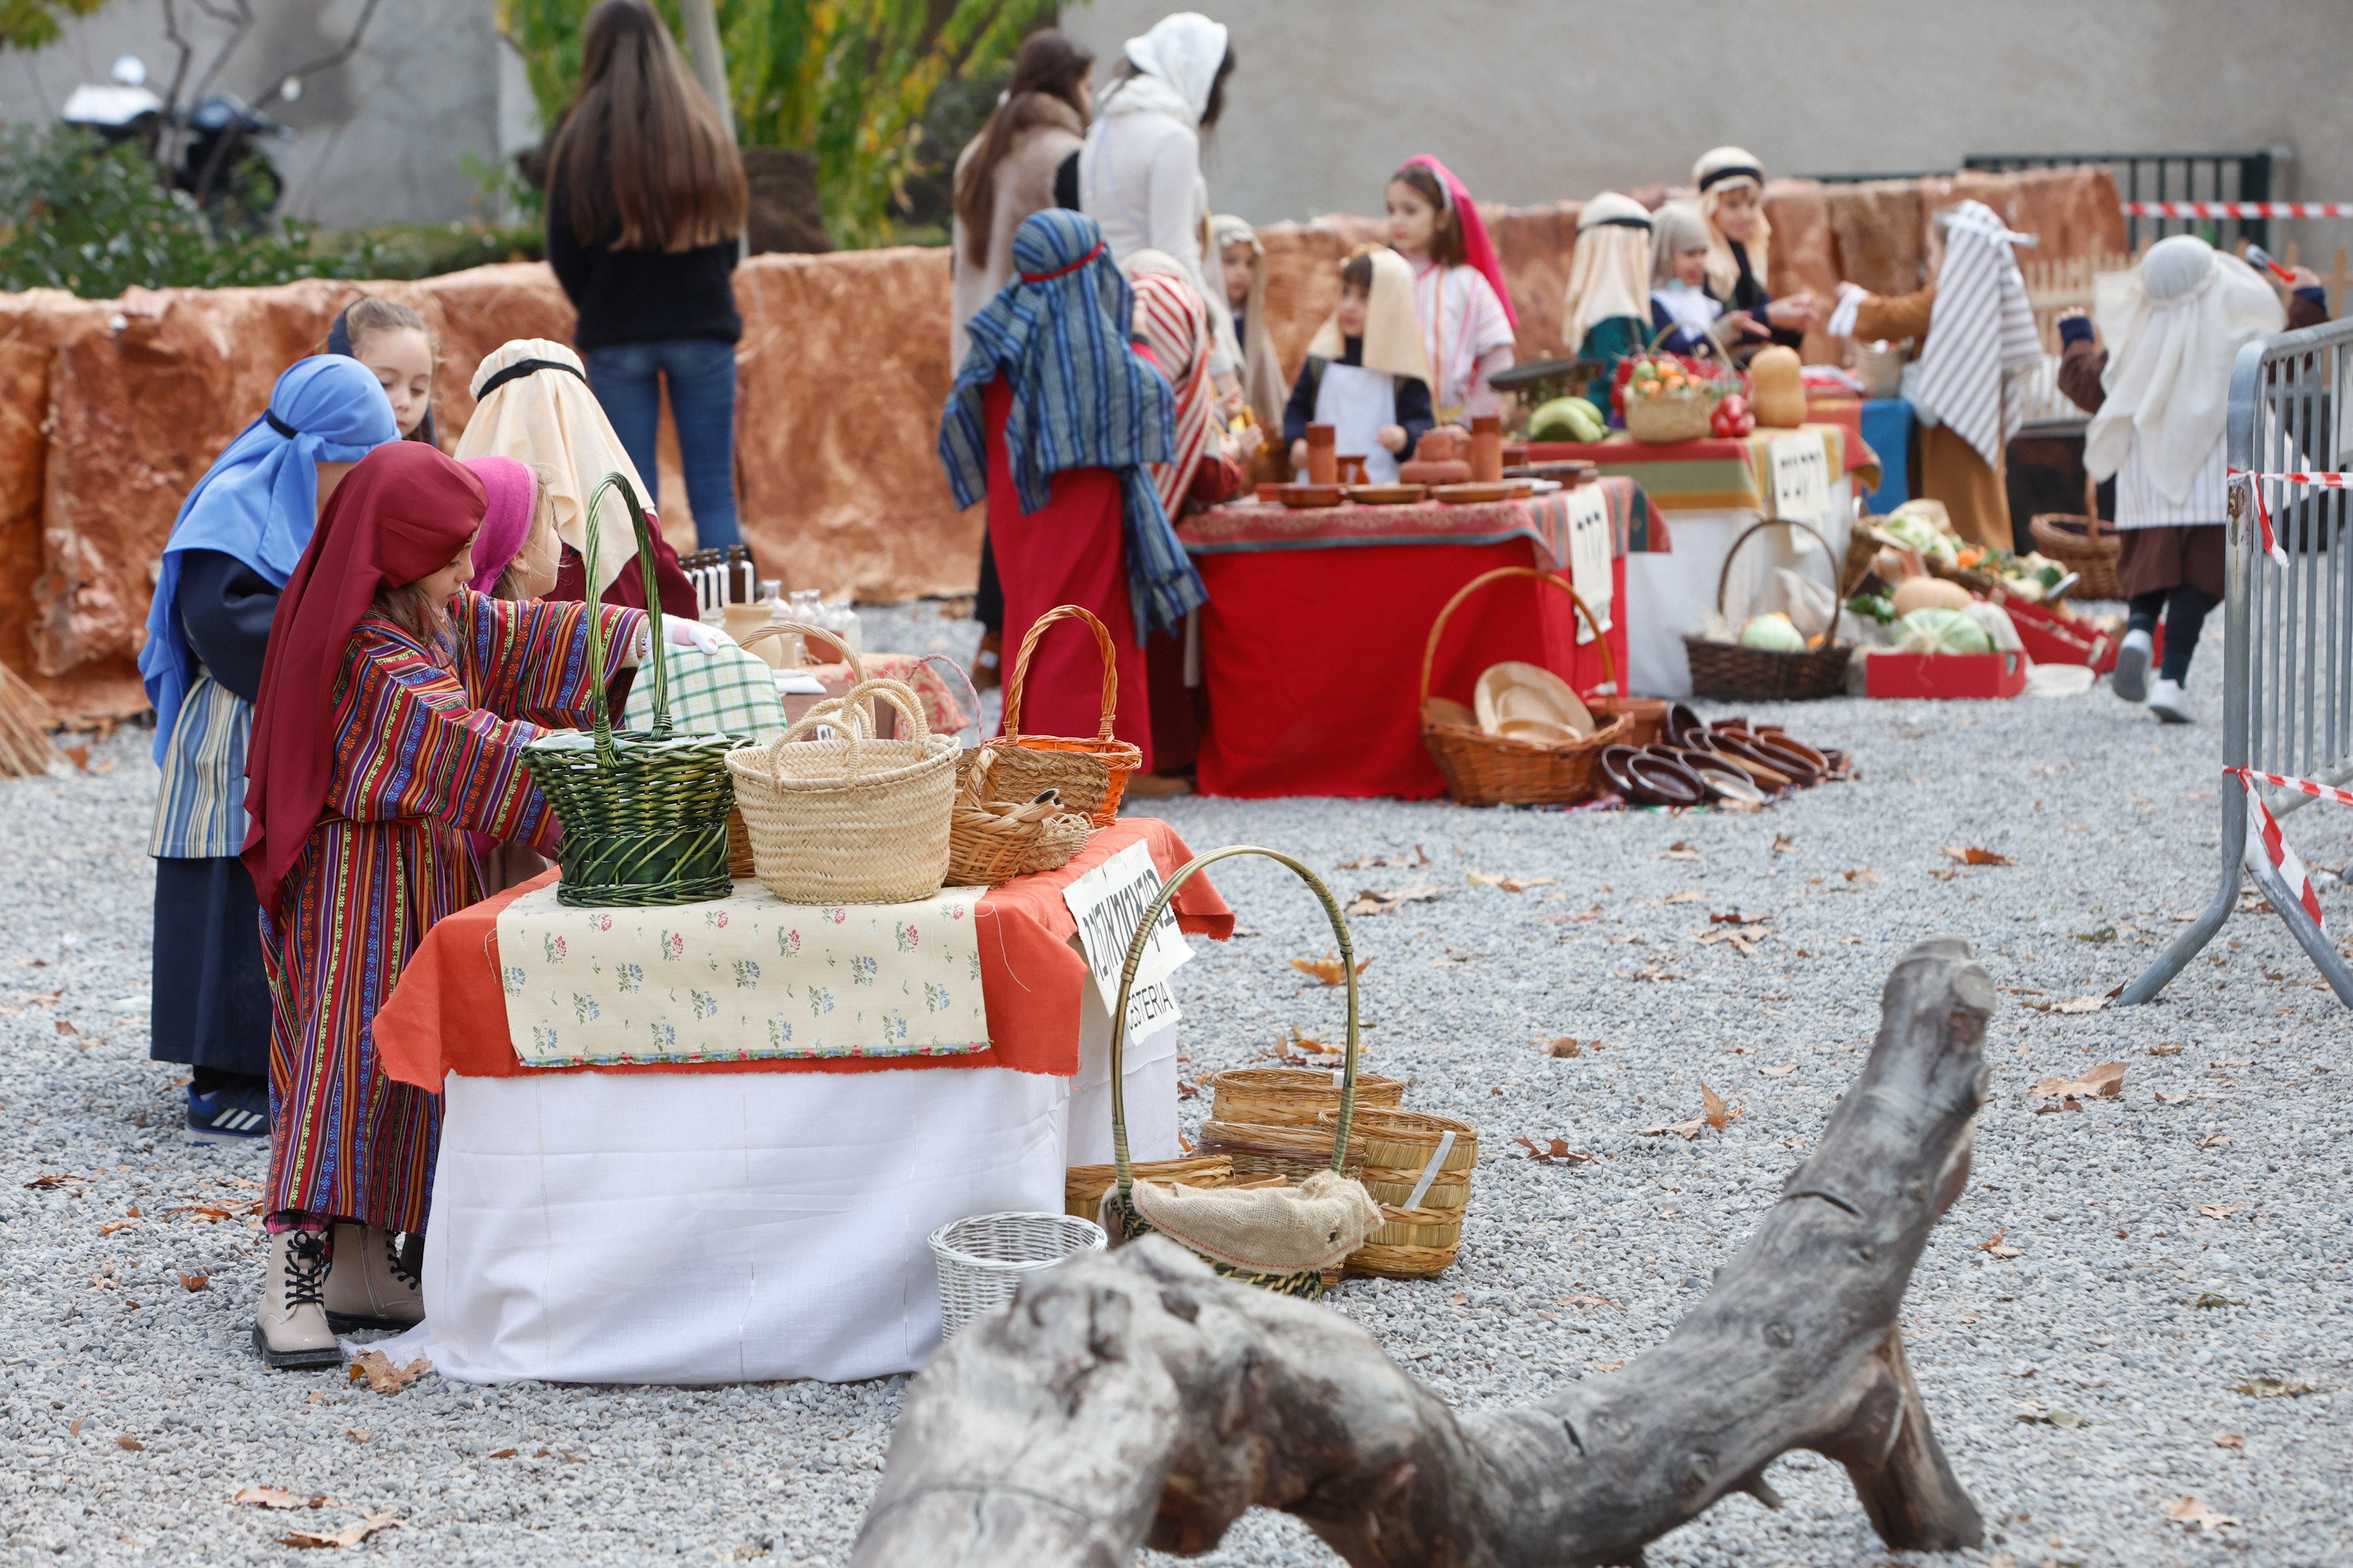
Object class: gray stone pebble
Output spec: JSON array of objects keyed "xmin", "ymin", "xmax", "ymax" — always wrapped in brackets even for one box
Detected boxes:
[{"xmin": 1, "ymin": 604, "xmax": 2344, "ymax": 1565}]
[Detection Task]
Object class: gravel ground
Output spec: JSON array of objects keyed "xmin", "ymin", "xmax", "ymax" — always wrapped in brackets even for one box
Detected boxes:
[{"xmin": 3, "ymin": 600, "xmax": 2348, "ymax": 1567}]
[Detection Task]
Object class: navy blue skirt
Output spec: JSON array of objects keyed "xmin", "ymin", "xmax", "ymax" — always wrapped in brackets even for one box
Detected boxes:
[{"xmin": 151, "ymin": 856, "xmax": 272, "ymax": 1077}]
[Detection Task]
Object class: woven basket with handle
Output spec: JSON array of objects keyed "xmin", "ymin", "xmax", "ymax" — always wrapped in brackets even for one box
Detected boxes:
[
  {"xmin": 724, "ymin": 677, "xmax": 956, "ymax": 905},
  {"xmin": 947, "ymin": 745, "xmax": 1093, "ymax": 887},
  {"xmin": 519, "ymin": 473, "xmax": 737, "ymax": 908},
  {"xmin": 1420, "ymin": 567, "xmax": 1632, "ymax": 807},
  {"xmin": 1623, "ymin": 320, "xmax": 1739, "ymax": 444},
  {"xmin": 995, "ymin": 605, "xmax": 1142, "ymax": 827},
  {"xmin": 1681, "ymin": 518, "xmax": 1858, "ymax": 702},
  {"xmin": 723, "ymin": 620, "xmax": 865, "ymax": 878},
  {"xmin": 2029, "ymin": 507, "xmax": 2123, "ymax": 600},
  {"xmin": 1101, "ymin": 847, "xmax": 1374, "ymax": 1299}
]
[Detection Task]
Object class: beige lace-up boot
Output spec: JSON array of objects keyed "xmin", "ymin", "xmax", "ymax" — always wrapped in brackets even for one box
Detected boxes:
[
  {"xmin": 252, "ymin": 1226, "xmax": 340, "ymax": 1370},
  {"xmin": 323, "ymin": 1223, "xmax": 425, "ymax": 1332}
]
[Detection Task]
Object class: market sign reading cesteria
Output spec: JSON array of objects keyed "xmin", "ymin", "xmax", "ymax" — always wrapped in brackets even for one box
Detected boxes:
[{"xmin": 1063, "ymin": 841, "xmax": 1193, "ymax": 1040}]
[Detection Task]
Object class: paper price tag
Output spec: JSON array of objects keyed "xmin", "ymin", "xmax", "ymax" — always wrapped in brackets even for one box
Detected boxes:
[
  {"xmin": 1566, "ymin": 483, "xmax": 1613, "ymax": 645},
  {"xmin": 1063, "ymin": 840, "xmax": 1193, "ymax": 1036},
  {"xmin": 1769, "ymin": 431, "xmax": 1833, "ymax": 536}
]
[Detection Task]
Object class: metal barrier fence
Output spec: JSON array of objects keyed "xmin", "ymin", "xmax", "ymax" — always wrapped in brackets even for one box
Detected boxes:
[
  {"xmin": 1964, "ymin": 151, "xmax": 2282, "ymax": 252},
  {"xmin": 2124, "ymin": 315, "xmax": 2353, "ymax": 1007}
]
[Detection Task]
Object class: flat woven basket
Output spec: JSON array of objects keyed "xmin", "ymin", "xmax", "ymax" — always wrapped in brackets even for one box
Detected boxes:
[
  {"xmin": 1064, "ymin": 1155, "xmax": 1232, "ymax": 1221},
  {"xmin": 1420, "ymin": 567, "xmax": 1632, "ymax": 807},
  {"xmin": 520, "ymin": 472, "xmax": 736, "ymax": 908},
  {"xmin": 928, "ymin": 1211, "xmax": 1105, "ymax": 1339},
  {"xmin": 725, "ymin": 677, "xmax": 956, "ymax": 904},
  {"xmin": 2029, "ymin": 511, "xmax": 2124, "ymax": 600},
  {"xmin": 726, "ymin": 620, "xmax": 865, "ymax": 878},
  {"xmin": 994, "ymin": 605, "xmax": 1142, "ymax": 828},
  {"xmin": 1315, "ymin": 1106, "xmax": 1478, "ymax": 1172},
  {"xmin": 1623, "ymin": 320, "xmax": 1737, "ymax": 444},
  {"xmin": 1099, "ymin": 847, "xmax": 1376, "ymax": 1300},
  {"xmin": 947, "ymin": 745, "xmax": 1093, "ymax": 888},
  {"xmin": 1681, "ymin": 518, "xmax": 1856, "ymax": 703},
  {"xmin": 1348, "ymin": 1203, "xmax": 1462, "ymax": 1279},
  {"xmin": 1209, "ymin": 1067, "xmax": 1406, "ymax": 1129}
]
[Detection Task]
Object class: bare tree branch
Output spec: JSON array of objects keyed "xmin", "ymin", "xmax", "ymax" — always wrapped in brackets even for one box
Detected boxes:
[{"xmin": 853, "ymin": 938, "xmax": 1994, "ymax": 1568}]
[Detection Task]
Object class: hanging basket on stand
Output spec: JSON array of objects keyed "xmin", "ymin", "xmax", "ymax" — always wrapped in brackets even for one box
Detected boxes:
[
  {"xmin": 1099, "ymin": 847, "xmax": 1382, "ymax": 1298},
  {"xmin": 1420, "ymin": 567, "xmax": 1632, "ymax": 807},
  {"xmin": 520, "ymin": 472, "xmax": 737, "ymax": 908}
]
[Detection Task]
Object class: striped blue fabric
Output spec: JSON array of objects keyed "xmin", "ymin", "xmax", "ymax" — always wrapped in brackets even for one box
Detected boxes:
[
  {"xmin": 149, "ymin": 675, "xmax": 251, "ymax": 860},
  {"xmin": 939, "ymin": 209, "xmax": 1207, "ymax": 641}
]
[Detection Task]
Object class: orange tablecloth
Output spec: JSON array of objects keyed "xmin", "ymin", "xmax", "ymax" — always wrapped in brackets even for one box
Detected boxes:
[{"xmin": 373, "ymin": 818, "xmax": 1230, "ymax": 1087}]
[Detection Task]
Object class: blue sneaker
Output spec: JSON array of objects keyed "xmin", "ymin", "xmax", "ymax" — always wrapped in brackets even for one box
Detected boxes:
[{"xmin": 186, "ymin": 1080, "xmax": 270, "ymax": 1141}]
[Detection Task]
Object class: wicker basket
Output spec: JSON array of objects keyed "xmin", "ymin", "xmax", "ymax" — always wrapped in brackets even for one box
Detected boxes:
[
  {"xmin": 1099, "ymin": 848, "xmax": 1375, "ymax": 1300},
  {"xmin": 1196, "ymin": 1118, "xmax": 1368, "ymax": 1182},
  {"xmin": 1209, "ymin": 1067, "xmax": 1406, "ymax": 1129},
  {"xmin": 1421, "ymin": 567, "xmax": 1632, "ymax": 807},
  {"xmin": 1064, "ymin": 1155, "xmax": 1231, "ymax": 1221},
  {"xmin": 1363, "ymin": 1164, "xmax": 1470, "ymax": 1211},
  {"xmin": 928, "ymin": 1211, "xmax": 1106, "ymax": 1338},
  {"xmin": 1316, "ymin": 1106, "xmax": 1478, "ymax": 1172},
  {"xmin": 724, "ymin": 621, "xmax": 865, "ymax": 878},
  {"xmin": 1681, "ymin": 518, "xmax": 1856, "ymax": 703},
  {"xmin": 1623, "ymin": 321, "xmax": 1737, "ymax": 444},
  {"xmin": 725, "ymin": 677, "xmax": 957, "ymax": 904},
  {"xmin": 947, "ymin": 745, "xmax": 1094, "ymax": 888},
  {"xmin": 2030, "ymin": 512, "xmax": 2124, "ymax": 600},
  {"xmin": 521, "ymin": 473, "xmax": 737, "ymax": 908},
  {"xmin": 995, "ymin": 606, "xmax": 1143, "ymax": 827},
  {"xmin": 1348, "ymin": 1203, "xmax": 1463, "ymax": 1279}
]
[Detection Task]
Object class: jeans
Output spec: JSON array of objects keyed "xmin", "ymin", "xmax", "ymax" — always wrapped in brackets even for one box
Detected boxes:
[{"xmin": 583, "ymin": 339, "xmax": 742, "ymax": 550}]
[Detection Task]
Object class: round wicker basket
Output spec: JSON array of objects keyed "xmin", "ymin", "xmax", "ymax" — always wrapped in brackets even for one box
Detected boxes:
[
  {"xmin": 928, "ymin": 1211, "xmax": 1106, "ymax": 1338},
  {"xmin": 1209, "ymin": 1067, "xmax": 1406, "ymax": 1129}
]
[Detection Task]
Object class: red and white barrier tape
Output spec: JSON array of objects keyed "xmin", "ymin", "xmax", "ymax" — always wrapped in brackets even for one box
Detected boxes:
[
  {"xmin": 2225, "ymin": 468, "xmax": 2352, "ymax": 566},
  {"xmin": 2122, "ymin": 202, "xmax": 2353, "ymax": 219},
  {"xmin": 2229, "ymin": 767, "xmax": 2334, "ymax": 932}
]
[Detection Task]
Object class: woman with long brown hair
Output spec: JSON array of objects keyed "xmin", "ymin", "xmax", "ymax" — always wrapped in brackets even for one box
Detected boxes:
[{"xmin": 545, "ymin": 0, "xmax": 749, "ymax": 551}]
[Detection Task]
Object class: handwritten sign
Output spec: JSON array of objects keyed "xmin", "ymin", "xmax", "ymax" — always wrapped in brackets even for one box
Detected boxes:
[
  {"xmin": 1062, "ymin": 840, "xmax": 1193, "ymax": 1037},
  {"xmin": 1566, "ymin": 483, "xmax": 1613, "ymax": 645},
  {"xmin": 1769, "ymin": 430, "xmax": 1833, "ymax": 540}
]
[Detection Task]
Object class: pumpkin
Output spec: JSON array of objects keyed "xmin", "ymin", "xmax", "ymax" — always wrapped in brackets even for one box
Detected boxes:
[{"xmin": 1892, "ymin": 575, "xmax": 1975, "ymax": 618}]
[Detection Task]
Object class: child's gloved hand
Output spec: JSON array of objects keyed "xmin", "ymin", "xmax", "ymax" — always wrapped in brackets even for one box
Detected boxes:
[
  {"xmin": 1378, "ymin": 424, "xmax": 1407, "ymax": 454},
  {"xmin": 666, "ymin": 616, "xmax": 731, "ymax": 653}
]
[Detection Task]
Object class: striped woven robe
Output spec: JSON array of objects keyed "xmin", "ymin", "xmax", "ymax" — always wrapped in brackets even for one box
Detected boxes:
[{"xmin": 261, "ymin": 590, "xmax": 642, "ymax": 1230}]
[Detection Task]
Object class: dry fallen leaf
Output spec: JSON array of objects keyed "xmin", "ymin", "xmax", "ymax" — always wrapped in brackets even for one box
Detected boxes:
[
  {"xmin": 1761, "ymin": 1063, "xmax": 1797, "ymax": 1076},
  {"xmin": 1639, "ymin": 1118, "xmax": 1706, "ymax": 1141},
  {"xmin": 2154, "ymin": 1091, "xmax": 2191, "ymax": 1104},
  {"xmin": 2028, "ymin": 1062, "xmax": 2126, "ymax": 1100},
  {"xmin": 1977, "ymin": 1227, "xmax": 2022, "ymax": 1260},
  {"xmin": 235, "ymin": 1487, "xmax": 328, "ymax": 1510},
  {"xmin": 1538, "ymin": 1036, "xmax": 1581, "ymax": 1058},
  {"xmin": 2234, "ymin": 1377, "xmax": 2314, "ymax": 1398},
  {"xmin": 1941, "ymin": 845, "xmax": 2014, "ymax": 866},
  {"xmin": 1617, "ymin": 964, "xmax": 1684, "ymax": 983},
  {"xmin": 1771, "ymin": 832, "xmax": 1795, "ymax": 856},
  {"xmin": 116, "ymin": 1435, "xmax": 143, "ymax": 1451},
  {"xmin": 2164, "ymin": 1495, "xmax": 2239, "ymax": 1533},
  {"xmin": 1335, "ymin": 846, "xmax": 1431, "ymax": 870},
  {"xmin": 1513, "ymin": 1137, "xmax": 1590, "ymax": 1164},
  {"xmin": 1345, "ymin": 884, "xmax": 1442, "ymax": 917},
  {"xmin": 346, "ymin": 1430, "xmax": 370, "ymax": 1444},
  {"xmin": 24, "ymin": 1172, "xmax": 88, "ymax": 1189},
  {"xmin": 2196, "ymin": 1202, "xmax": 2246, "ymax": 1220},
  {"xmin": 2215, "ymin": 1432, "xmax": 2244, "ymax": 1450},
  {"xmin": 346, "ymin": 1351, "xmax": 431, "ymax": 1395},
  {"xmin": 1590, "ymin": 1359, "xmax": 1625, "ymax": 1372},
  {"xmin": 1466, "ymin": 871, "xmax": 1558, "ymax": 893},
  {"xmin": 2198, "ymin": 1132, "xmax": 2233, "ymax": 1150},
  {"xmin": 1700, "ymin": 1081, "xmax": 1738, "ymax": 1130},
  {"xmin": 1657, "ymin": 891, "xmax": 1704, "ymax": 907},
  {"xmin": 1660, "ymin": 841, "xmax": 1702, "ymax": 861},
  {"xmin": 1843, "ymin": 868, "xmax": 1882, "ymax": 885},
  {"xmin": 1289, "ymin": 954, "xmax": 1370, "ymax": 987},
  {"xmin": 487, "ymin": 1448, "xmax": 518, "ymax": 1459},
  {"xmin": 2149, "ymin": 1041, "xmax": 2184, "ymax": 1056},
  {"xmin": 281, "ymin": 1512, "xmax": 402, "ymax": 1550}
]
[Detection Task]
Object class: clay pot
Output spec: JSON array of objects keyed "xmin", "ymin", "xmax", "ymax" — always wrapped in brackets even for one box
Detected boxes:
[
  {"xmin": 1305, "ymin": 423, "xmax": 1338, "ymax": 486},
  {"xmin": 1399, "ymin": 425, "xmax": 1472, "ymax": 486},
  {"xmin": 1470, "ymin": 415, "xmax": 1503, "ymax": 483},
  {"xmin": 1336, "ymin": 454, "xmax": 1369, "ymax": 485}
]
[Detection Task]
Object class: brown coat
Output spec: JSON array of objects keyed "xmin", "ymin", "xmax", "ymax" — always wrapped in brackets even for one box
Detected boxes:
[
  {"xmin": 1852, "ymin": 285, "xmax": 2014, "ymax": 549},
  {"xmin": 949, "ymin": 97, "xmax": 1086, "ymax": 371}
]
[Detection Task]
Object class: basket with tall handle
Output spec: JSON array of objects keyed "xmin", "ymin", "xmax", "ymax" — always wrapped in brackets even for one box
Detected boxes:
[
  {"xmin": 994, "ymin": 605, "xmax": 1143, "ymax": 827},
  {"xmin": 1101, "ymin": 845, "xmax": 1377, "ymax": 1298},
  {"xmin": 1681, "ymin": 517, "xmax": 1858, "ymax": 702},
  {"xmin": 1420, "ymin": 567, "xmax": 1632, "ymax": 807},
  {"xmin": 724, "ymin": 620, "xmax": 866, "ymax": 877},
  {"xmin": 518, "ymin": 472, "xmax": 737, "ymax": 908}
]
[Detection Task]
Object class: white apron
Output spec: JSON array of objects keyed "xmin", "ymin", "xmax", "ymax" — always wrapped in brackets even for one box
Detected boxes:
[{"xmin": 1312, "ymin": 362, "xmax": 1402, "ymax": 484}]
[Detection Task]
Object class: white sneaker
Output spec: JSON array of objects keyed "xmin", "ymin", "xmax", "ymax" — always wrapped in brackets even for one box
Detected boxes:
[
  {"xmin": 2112, "ymin": 628, "xmax": 2152, "ymax": 703},
  {"xmin": 2149, "ymin": 677, "xmax": 2194, "ymax": 724}
]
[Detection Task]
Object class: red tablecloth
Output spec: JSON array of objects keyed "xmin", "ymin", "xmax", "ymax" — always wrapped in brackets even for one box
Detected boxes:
[
  {"xmin": 1181, "ymin": 484, "xmax": 1642, "ymax": 797},
  {"xmin": 372, "ymin": 818, "xmax": 1230, "ymax": 1087}
]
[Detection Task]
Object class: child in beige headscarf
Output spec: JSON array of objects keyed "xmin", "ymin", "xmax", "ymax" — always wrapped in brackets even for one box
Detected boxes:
[
  {"xmin": 1693, "ymin": 146, "xmax": 1815, "ymax": 349},
  {"xmin": 1211, "ymin": 214, "xmax": 1287, "ymax": 436},
  {"xmin": 1281, "ymin": 246, "xmax": 1434, "ymax": 484}
]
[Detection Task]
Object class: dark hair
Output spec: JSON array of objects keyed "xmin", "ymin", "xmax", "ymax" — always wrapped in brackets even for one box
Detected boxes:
[
  {"xmin": 1388, "ymin": 163, "xmax": 1466, "ymax": 267},
  {"xmin": 954, "ymin": 32, "xmax": 1094, "ymax": 267},
  {"xmin": 1105, "ymin": 42, "xmax": 1238, "ymax": 130},
  {"xmin": 549, "ymin": 0, "xmax": 747, "ymax": 253},
  {"xmin": 1339, "ymin": 253, "xmax": 1373, "ymax": 291}
]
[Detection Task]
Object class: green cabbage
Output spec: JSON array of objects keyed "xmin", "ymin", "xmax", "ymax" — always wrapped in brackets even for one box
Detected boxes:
[
  {"xmin": 1894, "ymin": 607, "xmax": 1995, "ymax": 655},
  {"xmin": 1740, "ymin": 612, "xmax": 1808, "ymax": 651}
]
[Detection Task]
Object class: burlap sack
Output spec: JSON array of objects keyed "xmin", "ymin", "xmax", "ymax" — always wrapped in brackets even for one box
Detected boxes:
[{"xmin": 1127, "ymin": 1169, "xmax": 1382, "ymax": 1274}]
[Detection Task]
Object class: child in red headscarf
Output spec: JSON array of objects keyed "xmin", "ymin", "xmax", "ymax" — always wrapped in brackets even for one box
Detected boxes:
[
  {"xmin": 1386, "ymin": 156, "xmax": 1518, "ymax": 425},
  {"xmin": 239, "ymin": 442, "xmax": 715, "ymax": 1370}
]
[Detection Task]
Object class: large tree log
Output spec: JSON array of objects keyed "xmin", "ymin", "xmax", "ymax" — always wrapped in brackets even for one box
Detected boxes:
[{"xmin": 855, "ymin": 938, "xmax": 1993, "ymax": 1567}]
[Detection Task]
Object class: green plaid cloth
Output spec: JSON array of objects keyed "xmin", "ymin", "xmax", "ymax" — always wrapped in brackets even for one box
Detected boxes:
[{"xmin": 621, "ymin": 641, "xmax": 788, "ymax": 740}]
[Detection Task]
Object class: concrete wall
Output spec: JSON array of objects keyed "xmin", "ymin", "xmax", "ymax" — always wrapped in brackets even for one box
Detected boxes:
[
  {"xmin": 1062, "ymin": 0, "xmax": 2350, "ymax": 259},
  {"xmin": 0, "ymin": 0, "xmax": 532, "ymax": 228}
]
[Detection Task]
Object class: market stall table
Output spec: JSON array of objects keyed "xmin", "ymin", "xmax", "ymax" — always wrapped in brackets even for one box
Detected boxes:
[
  {"xmin": 1175, "ymin": 480, "xmax": 1661, "ymax": 799},
  {"xmin": 1807, "ymin": 390, "xmax": 1915, "ymax": 514},
  {"xmin": 1514, "ymin": 426, "xmax": 1879, "ymax": 698},
  {"xmin": 368, "ymin": 819, "xmax": 1228, "ymax": 1387}
]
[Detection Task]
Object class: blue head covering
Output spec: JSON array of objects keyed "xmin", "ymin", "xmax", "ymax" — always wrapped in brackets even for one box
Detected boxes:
[
  {"xmin": 139, "ymin": 355, "xmax": 398, "ymax": 760},
  {"xmin": 939, "ymin": 209, "xmax": 1207, "ymax": 642}
]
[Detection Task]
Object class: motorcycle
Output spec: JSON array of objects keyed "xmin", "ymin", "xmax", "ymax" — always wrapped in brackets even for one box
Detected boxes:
[{"xmin": 60, "ymin": 55, "xmax": 294, "ymax": 229}]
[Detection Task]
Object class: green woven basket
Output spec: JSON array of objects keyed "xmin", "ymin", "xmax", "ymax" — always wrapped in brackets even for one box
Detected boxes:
[
  {"xmin": 520, "ymin": 472, "xmax": 737, "ymax": 908},
  {"xmin": 1101, "ymin": 845, "xmax": 1364, "ymax": 1299}
]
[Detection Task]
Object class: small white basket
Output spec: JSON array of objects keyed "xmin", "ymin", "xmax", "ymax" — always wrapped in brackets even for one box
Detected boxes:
[{"xmin": 928, "ymin": 1210, "xmax": 1107, "ymax": 1339}]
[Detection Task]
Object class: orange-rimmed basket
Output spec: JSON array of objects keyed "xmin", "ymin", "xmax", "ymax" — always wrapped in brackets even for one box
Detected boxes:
[
  {"xmin": 994, "ymin": 604, "xmax": 1142, "ymax": 828},
  {"xmin": 1420, "ymin": 567, "xmax": 1632, "ymax": 807}
]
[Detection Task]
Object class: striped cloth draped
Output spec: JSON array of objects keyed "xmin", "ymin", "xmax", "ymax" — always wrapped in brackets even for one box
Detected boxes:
[
  {"xmin": 939, "ymin": 208, "xmax": 1206, "ymax": 643},
  {"xmin": 1129, "ymin": 269, "xmax": 1216, "ymax": 518},
  {"xmin": 149, "ymin": 676, "xmax": 250, "ymax": 859},
  {"xmin": 1915, "ymin": 201, "xmax": 2043, "ymax": 472},
  {"xmin": 262, "ymin": 591, "xmax": 640, "ymax": 1231}
]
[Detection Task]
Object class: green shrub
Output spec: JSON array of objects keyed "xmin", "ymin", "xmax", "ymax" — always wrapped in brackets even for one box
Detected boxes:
[
  {"xmin": 301, "ymin": 221, "xmax": 545, "ymax": 281},
  {"xmin": 0, "ymin": 125, "xmax": 389, "ymax": 298}
]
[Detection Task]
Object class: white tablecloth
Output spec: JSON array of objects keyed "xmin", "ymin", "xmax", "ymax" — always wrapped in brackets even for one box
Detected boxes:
[
  {"xmin": 374, "ymin": 989, "xmax": 1180, "ymax": 1387},
  {"xmin": 1622, "ymin": 479, "xmax": 1854, "ymax": 698}
]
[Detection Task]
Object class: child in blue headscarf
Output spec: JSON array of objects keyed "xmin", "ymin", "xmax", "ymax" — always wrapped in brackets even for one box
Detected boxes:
[
  {"xmin": 139, "ymin": 355, "xmax": 399, "ymax": 1140},
  {"xmin": 939, "ymin": 208, "xmax": 1206, "ymax": 775}
]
